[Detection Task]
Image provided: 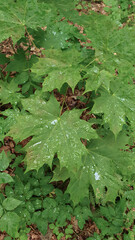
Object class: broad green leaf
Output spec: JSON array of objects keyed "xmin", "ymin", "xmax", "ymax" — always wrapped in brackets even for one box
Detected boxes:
[
  {"xmin": 2, "ymin": 197, "xmax": 22, "ymax": 211},
  {"xmin": 31, "ymin": 48, "xmax": 83, "ymax": 91},
  {"xmin": 32, "ymin": 20, "xmax": 85, "ymax": 49},
  {"xmin": 0, "ymin": 173, "xmax": 14, "ymax": 184},
  {"xmin": 92, "ymin": 88, "xmax": 125, "ymax": 136},
  {"xmin": 53, "ymin": 131, "xmax": 131, "ymax": 204},
  {"xmin": 66, "ymin": 169, "xmax": 90, "ymax": 205},
  {"xmin": 8, "ymin": 94, "xmax": 97, "ymax": 172},
  {"xmin": 0, "ymin": 80, "xmax": 22, "ymax": 105},
  {"xmin": 0, "ymin": 151, "xmax": 10, "ymax": 171},
  {"xmin": 87, "ymin": 131, "xmax": 135, "ymax": 178},
  {"xmin": 0, "ymin": 212, "xmax": 20, "ymax": 238},
  {"xmin": 38, "ymin": 0, "xmax": 78, "ymax": 19},
  {"xmin": 0, "ymin": 0, "xmax": 55, "ymax": 43},
  {"xmin": 93, "ymin": 80, "xmax": 135, "ymax": 136},
  {"xmin": 81, "ymin": 134, "xmax": 135, "ymax": 203},
  {"xmin": 53, "ymin": 155, "xmax": 121, "ymax": 204},
  {"xmin": 44, "ymin": 68, "xmax": 81, "ymax": 91},
  {"xmin": 0, "ymin": 108, "xmax": 21, "ymax": 141},
  {"xmin": 69, "ymin": 12, "xmax": 135, "ymax": 79},
  {"xmin": 85, "ymin": 14, "xmax": 135, "ymax": 65},
  {"xmin": 14, "ymin": 71, "xmax": 29, "ymax": 85},
  {"xmin": 52, "ymin": 164, "xmax": 90, "ymax": 205},
  {"xmin": 69, "ymin": 153, "xmax": 122, "ymax": 204},
  {"xmin": 85, "ymin": 67, "xmax": 113, "ymax": 92}
]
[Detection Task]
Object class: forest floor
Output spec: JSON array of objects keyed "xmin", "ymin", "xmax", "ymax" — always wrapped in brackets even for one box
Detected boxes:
[{"xmin": 0, "ymin": 1, "xmax": 134, "ymax": 240}]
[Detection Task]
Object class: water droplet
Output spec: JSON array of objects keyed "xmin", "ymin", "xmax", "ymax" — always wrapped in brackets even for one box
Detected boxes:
[
  {"xmin": 51, "ymin": 119, "xmax": 58, "ymax": 125},
  {"xmin": 33, "ymin": 141, "xmax": 41, "ymax": 147},
  {"xmin": 53, "ymin": 208, "xmax": 56, "ymax": 212},
  {"xmin": 52, "ymin": 31, "xmax": 56, "ymax": 35},
  {"xmin": 94, "ymin": 172, "xmax": 100, "ymax": 181}
]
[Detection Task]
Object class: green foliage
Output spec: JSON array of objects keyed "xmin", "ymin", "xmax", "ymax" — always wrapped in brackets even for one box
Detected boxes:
[
  {"xmin": 49, "ymin": 223, "xmax": 73, "ymax": 240},
  {"xmin": 0, "ymin": 0, "xmax": 135, "ymax": 238},
  {"xmin": 31, "ymin": 48, "xmax": 86, "ymax": 91},
  {"xmin": 103, "ymin": 0, "xmax": 134, "ymax": 25},
  {"xmin": 0, "ymin": 212, "xmax": 20, "ymax": 238},
  {"xmin": 0, "ymin": 0, "xmax": 56, "ymax": 43},
  {"xmin": 9, "ymin": 93, "xmax": 97, "ymax": 173},
  {"xmin": 0, "ymin": 162, "xmax": 91, "ymax": 238},
  {"xmin": 0, "ymin": 151, "xmax": 14, "ymax": 184}
]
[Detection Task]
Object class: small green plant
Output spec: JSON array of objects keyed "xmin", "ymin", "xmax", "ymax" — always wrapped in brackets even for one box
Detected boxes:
[
  {"xmin": 49, "ymin": 223, "xmax": 74, "ymax": 240},
  {"xmin": 103, "ymin": 0, "xmax": 134, "ymax": 25}
]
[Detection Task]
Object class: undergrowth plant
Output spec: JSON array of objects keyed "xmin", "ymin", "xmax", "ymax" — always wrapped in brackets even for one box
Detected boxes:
[{"xmin": 0, "ymin": 0, "xmax": 135, "ymax": 239}]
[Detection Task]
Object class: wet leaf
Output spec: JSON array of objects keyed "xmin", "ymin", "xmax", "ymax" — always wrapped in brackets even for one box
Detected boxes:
[
  {"xmin": 31, "ymin": 48, "xmax": 83, "ymax": 91},
  {"xmin": 0, "ymin": 80, "xmax": 22, "ymax": 105},
  {"xmin": 0, "ymin": 173, "xmax": 14, "ymax": 184},
  {"xmin": 2, "ymin": 197, "xmax": 22, "ymax": 211},
  {"xmin": 93, "ymin": 81, "xmax": 135, "ymax": 136},
  {"xmin": 0, "ymin": 0, "xmax": 54, "ymax": 43},
  {"xmin": 0, "ymin": 151, "xmax": 10, "ymax": 171},
  {"xmin": 9, "ymin": 94, "xmax": 97, "ymax": 173},
  {"xmin": 0, "ymin": 212, "xmax": 20, "ymax": 238}
]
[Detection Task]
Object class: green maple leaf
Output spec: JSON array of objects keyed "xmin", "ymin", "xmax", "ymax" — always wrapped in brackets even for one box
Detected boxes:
[
  {"xmin": 0, "ymin": 0, "xmax": 54, "ymax": 43},
  {"xmin": 8, "ymin": 93, "xmax": 97, "ymax": 172},
  {"xmin": 92, "ymin": 79, "xmax": 135, "ymax": 136},
  {"xmin": 31, "ymin": 48, "xmax": 83, "ymax": 91},
  {"xmin": 33, "ymin": 21, "xmax": 83, "ymax": 50},
  {"xmin": 52, "ymin": 131, "xmax": 132, "ymax": 204},
  {"xmin": 0, "ymin": 108, "xmax": 21, "ymax": 141},
  {"xmin": 52, "ymin": 149, "xmax": 122, "ymax": 204},
  {"xmin": 90, "ymin": 131, "xmax": 135, "ymax": 178},
  {"xmin": 92, "ymin": 88, "xmax": 125, "ymax": 136},
  {"xmin": 85, "ymin": 67, "xmax": 113, "ymax": 93},
  {"xmin": 69, "ymin": 12, "xmax": 135, "ymax": 78},
  {"xmin": 85, "ymin": 14, "xmax": 135, "ymax": 64},
  {"xmin": 41, "ymin": 0, "xmax": 77, "ymax": 19},
  {"xmin": 82, "ymin": 132, "xmax": 135, "ymax": 203},
  {"xmin": 68, "ymin": 151, "xmax": 122, "ymax": 204}
]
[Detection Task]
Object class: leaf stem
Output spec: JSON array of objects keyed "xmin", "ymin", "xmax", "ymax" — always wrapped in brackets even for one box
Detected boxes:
[{"xmin": 85, "ymin": 58, "xmax": 96, "ymax": 69}]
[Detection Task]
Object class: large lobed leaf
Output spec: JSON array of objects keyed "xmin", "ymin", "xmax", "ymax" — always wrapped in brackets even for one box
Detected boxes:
[
  {"xmin": 68, "ymin": 12, "xmax": 135, "ymax": 95},
  {"xmin": 69, "ymin": 12, "xmax": 135, "ymax": 72},
  {"xmin": 9, "ymin": 93, "xmax": 97, "ymax": 172},
  {"xmin": 52, "ymin": 131, "xmax": 134, "ymax": 204},
  {"xmin": 93, "ymin": 80, "xmax": 135, "ymax": 136},
  {"xmin": 31, "ymin": 20, "xmax": 85, "ymax": 50},
  {"xmin": 31, "ymin": 48, "xmax": 85, "ymax": 91},
  {"xmin": 0, "ymin": 0, "xmax": 55, "ymax": 43}
]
